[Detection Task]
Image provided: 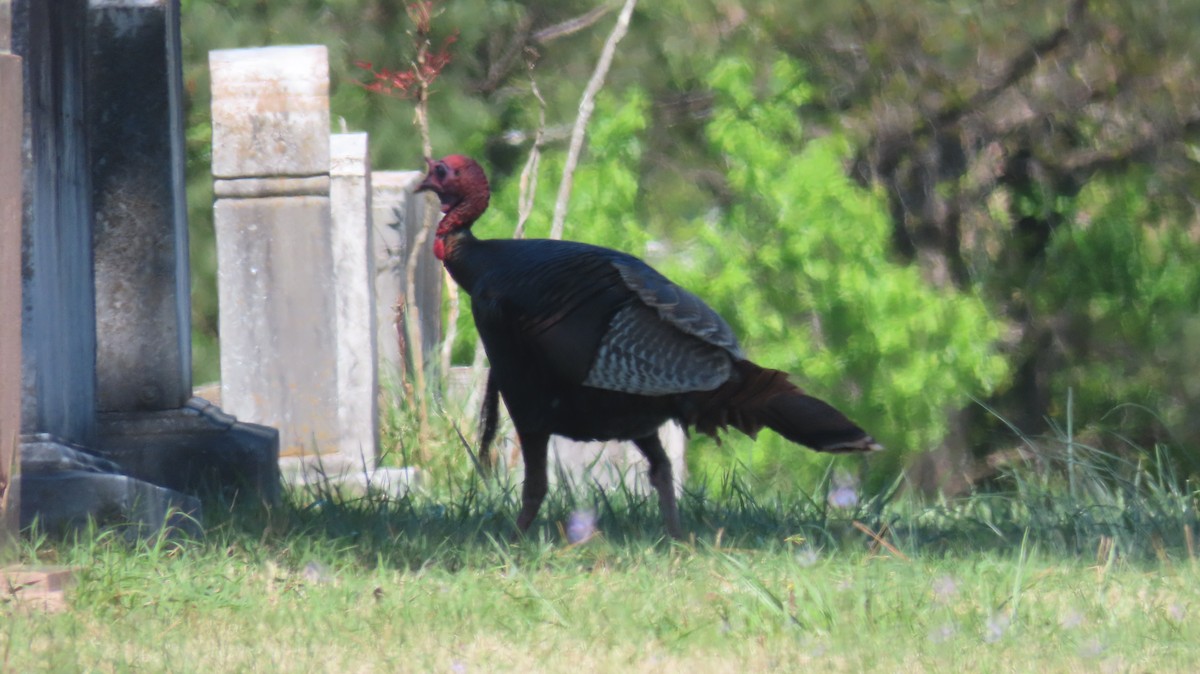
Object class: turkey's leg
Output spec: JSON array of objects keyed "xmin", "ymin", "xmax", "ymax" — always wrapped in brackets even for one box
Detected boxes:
[
  {"xmin": 633, "ymin": 434, "xmax": 684, "ymax": 540},
  {"xmin": 515, "ymin": 430, "xmax": 550, "ymax": 534}
]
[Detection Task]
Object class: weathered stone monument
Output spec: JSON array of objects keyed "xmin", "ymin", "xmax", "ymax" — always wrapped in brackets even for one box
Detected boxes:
[
  {"xmin": 210, "ymin": 46, "xmax": 342, "ymax": 465},
  {"xmin": 210, "ymin": 47, "xmax": 422, "ymax": 496},
  {"xmin": 330, "ymin": 133, "xmax": 380, "ymax": 466},
  {"xmin": 90, "ymin": 0, "xmax": 191, "ymax": 415},
  {"xmin": 88, "ymin": 0, "xmax": 277, "ymax": 501},
  {"xmin": 13, "ymin": 0, "xmax": 96, "ymax": 457},
  {"xmin": 4, "ymin": 0, "xmax": 278, "ymax": 534}
]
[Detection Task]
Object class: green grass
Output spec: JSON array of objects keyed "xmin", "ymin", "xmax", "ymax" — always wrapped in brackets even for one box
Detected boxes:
[
  {"xmin": 3, "ymin": 460, "xmax": 1199, "ymax": 673},
  {"xmin": 6, "ymin": 536, "xmax": 1200, "ymax": 673},
  {"xmin": 3, "ymin": 396, "xmax": 1199, "ymax": 672}
]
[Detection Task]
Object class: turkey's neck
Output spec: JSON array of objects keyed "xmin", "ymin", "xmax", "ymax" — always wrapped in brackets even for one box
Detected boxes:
[
  {"xmin": 434, "ymin": 197, "xmax": 483, "ymax": 293},
  {"xmin": 433, "ymin": 190, "xmax": 487, "ymax": 262},
  {"xmin": 437, "ymin": 229, "xmax": 483, "ymax": 293},
  {"xmin": 436, "ymin": 227, "xmax": 475, "ymax": 262}
]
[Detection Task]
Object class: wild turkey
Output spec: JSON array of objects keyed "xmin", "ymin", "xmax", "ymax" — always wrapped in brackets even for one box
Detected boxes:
[{"xmin": 417, "ymin": 154, "xmax": 881, "ymax": 539}]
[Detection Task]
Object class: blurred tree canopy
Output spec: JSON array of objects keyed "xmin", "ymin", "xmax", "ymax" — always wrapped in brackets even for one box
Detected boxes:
[{"xmin": 180, "ymin": 0, "xmax": 1200, "ymax": 489}]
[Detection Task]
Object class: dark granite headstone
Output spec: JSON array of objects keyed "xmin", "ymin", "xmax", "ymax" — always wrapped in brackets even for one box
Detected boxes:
[
  {"xmin": 84, "ymin": 0, "xmax": 279, "ymax": 503},
  {"xmin": 88, "ymin": 0, "xmax": 191, "ymax": 412},
  {"xmin": 14, "ymin": 0, "xmax": 98, "ymax": 447},
  {"xmin": 3, "ymin": 0, "xmax": 278, "ymax": 535}
]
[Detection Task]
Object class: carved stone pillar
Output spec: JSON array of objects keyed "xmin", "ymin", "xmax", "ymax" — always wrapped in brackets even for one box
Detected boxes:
[
  {"xmin": 330, "ymin": 133, "xmax": 379, "ymax": 466},
  {"xmin": 211, "ymin": 46, "xmax": 339, "ymax": 462}
]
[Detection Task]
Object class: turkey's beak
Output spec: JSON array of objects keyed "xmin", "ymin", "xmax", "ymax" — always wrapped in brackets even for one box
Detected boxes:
[{"xmin": 415, "ymin": 157, "xmax": 437, "ymax": 193}]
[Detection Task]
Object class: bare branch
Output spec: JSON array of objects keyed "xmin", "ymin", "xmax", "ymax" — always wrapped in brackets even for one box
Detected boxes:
[
  {"xmin": 477, "ymin": 14, "xmax": 533, "ymax": 95},
  {"xmin": 440, "ymin": 267, "xmax": 459, "ymax": 382},
  {"xmin": 1057, "ymin": 113, "xmax": 1200, "ymax": 177},
  {"xmin": 532, "ymin": 4, "xmax": 614, "ymax": 43},
  {"xmin": 475, "ymin": 5, "xmax": 615, "ymax": 95},
  {"xmin": 464, "ymin": 337, "xmax": 489, "ymax": 436},
  {"xmin": 402, "ymin": 26, "xmax": 443, "ymax": 452},
  {"xmin": 514, "ymin": 67, "xmax": 548, "ymax": 239},
  {"xmin": 550, "ymin": 0, "xmax": 638, "ymax": 240},
  {"xmin": 933, "ymin": 0, "xmax": 1088, "ymax": 129}
]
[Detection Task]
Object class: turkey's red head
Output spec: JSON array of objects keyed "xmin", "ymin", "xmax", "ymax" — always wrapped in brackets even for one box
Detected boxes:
[
  {"xmin": 417, "ymin": 155, "xmax": 491, "ymax": 260},
  {"xmin": 416, "ymin": 154, "xmax": 490, "ymax": 221}
]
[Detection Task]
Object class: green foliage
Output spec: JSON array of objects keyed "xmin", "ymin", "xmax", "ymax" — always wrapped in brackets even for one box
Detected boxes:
[
  {"xmin": 1033, "ymin": 171, "xmax": 1200, "ymax": 469},
  {"xmin": 494, "ymin": 90, "xmax": 649, "ymax": 245},
  {"xmin": 667, "ymin": 57, "xmax": 1009, "ymax": 485}
]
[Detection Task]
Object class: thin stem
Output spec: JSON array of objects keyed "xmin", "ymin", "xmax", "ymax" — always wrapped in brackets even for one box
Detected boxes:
[
  {"xmin": 1067, "ymin": 386, "xmax": 1076, "ymax": 502},
  {"xmin": 514, "ymin": 71, "xmax": 547, "ymax": 240},
  {"xmin": 549, "ymin": 0, "xmax": 638, "ymax": 240},
  {"xmin": 404, "ymin": 39, "xmax": 437, "ymax": 458}
]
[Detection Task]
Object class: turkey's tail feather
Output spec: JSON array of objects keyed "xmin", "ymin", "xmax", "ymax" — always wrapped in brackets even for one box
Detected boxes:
[
  {"xmin": 759, "ymin": 389, "xmax": 883, "ymax": 453},
  {"xmin": 691, "ymin": 361, "xmax": 883, "ymax": 453},
  {"xmin": 477, "ymin": 372, "xmax": 501, "ymax": 473}
]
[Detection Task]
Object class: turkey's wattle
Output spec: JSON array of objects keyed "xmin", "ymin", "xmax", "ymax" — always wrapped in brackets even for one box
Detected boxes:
[{"xmin": 417, "ymin": 154, "xmax": 882, "ymax": 539}]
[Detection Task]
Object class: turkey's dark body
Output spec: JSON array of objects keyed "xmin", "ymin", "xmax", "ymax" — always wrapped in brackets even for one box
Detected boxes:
[{"xmin": 449, "ymin": 236, "xmax": 701, "ymax": 443}]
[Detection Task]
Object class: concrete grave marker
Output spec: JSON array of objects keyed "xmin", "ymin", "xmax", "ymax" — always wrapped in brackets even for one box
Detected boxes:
[
  {"xmin": 330, "ymin": 133, "xmax": 379, "ymax": 467},
  {"xmin": 211, "ymin": 46, "xmax": 339, "ymax": 462},
  {"xmin": 371, "ymin": 171, "xmax": 441, "ymax": 382}
]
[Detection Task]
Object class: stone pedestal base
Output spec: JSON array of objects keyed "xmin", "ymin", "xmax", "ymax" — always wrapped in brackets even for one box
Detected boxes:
[
  {"xmin": 95, "ymin": 398, "xmax": 280, "ymax": 503},
  {"xmin": 15, "ymin": 398, "xmax": 278, "ymax": 537},
  {"xmin": 280, "ymin": 455, "xmax": 421, "ymax": 501},
  {"xmin": 16, "ymin": 436, "xmax": 200, "ymax": 538}
]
